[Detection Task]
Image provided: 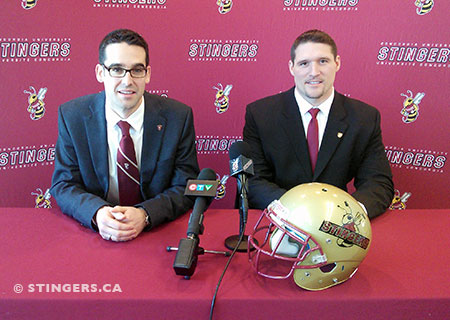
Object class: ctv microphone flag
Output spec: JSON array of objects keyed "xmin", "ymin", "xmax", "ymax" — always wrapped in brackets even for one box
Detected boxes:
[{"xmin": 184, "ymin": 180, "xmax": 219, "ymax": 197}]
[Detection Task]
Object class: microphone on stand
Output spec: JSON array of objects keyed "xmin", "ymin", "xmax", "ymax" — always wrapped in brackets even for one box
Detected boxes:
[
  {"xmin": 172, "ymin": 168, "xmax": 219, "ymax": 278},
  {"xmin": 224, "ymin": 141, "xmax": 255, "ymax": 252}
]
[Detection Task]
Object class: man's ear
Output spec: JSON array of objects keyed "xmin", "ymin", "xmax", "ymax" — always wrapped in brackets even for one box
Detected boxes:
[
  {"xmin": 145, "ymin": 65, "xmax": 151, "ymax": 84},
  {"xmin": 288, "ymin": 60, "xmax": 295, "ymax": 76},
  {"xmin": 95, "ymin": 64, "xmax": 104, "ymax": 83},
  {"xmin": 335, "ymin": 55, "xmax": 341, "ymax": 72}
]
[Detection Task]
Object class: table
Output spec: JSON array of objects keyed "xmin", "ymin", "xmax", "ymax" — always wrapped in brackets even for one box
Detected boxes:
[{"xmin": 0, "ymin": 207, "xmax": 449, "ymax": 319}]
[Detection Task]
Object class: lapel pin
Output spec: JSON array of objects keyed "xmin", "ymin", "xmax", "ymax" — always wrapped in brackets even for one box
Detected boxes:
[
  {"xmin": 157, "ymin": 125, "xmax": 162, "ymax": 131},
  {"xmin": 337, "ymin": 132, "xmax": 343, "ymax": 138}
]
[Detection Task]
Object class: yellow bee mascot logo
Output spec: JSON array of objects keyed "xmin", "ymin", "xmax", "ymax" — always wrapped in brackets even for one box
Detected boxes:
[
  {"xmin": 415, "ymin": 0, "xmax": 434, "ymax": 15},
  {"xmin": 215, "ymin": 174, "xmax": 229, "ymax": 200},
  {"xmin": 31, "ymin": 188, "xmax": 52, "ymax": 208},
  {"xmin": 22, "ymin": 0, "xmax": 38, "ymax": 10},
  {"xmin": 24, "ymin": 86, "xmax": 47, "ymax": 120},
  {"xmin": 336, "ymin": 202, "xmax": 367, "ymax": 248},
  {"xmin": 213, "ymin": 83, "xmax": 233, "ymax": 114},
  {"xmin": 400, "ymin": 90, "xmax": 424, "ymax": 123},
  {"xmin": 389, "ymin": 190, "xmax": 412, "ymax": 210},
  {"xmin": 217, "ymin": 0, "xmax": 232, "ymax": 14}
]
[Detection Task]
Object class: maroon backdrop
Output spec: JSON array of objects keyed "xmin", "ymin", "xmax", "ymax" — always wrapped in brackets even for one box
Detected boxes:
[{"xmin": 1, "ymin": 1, "xmax": 448, "ymax": 211}]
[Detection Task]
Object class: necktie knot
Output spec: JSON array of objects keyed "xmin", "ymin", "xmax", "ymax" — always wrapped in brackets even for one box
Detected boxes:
[
  {"xmin": 308, "ymin": 108, "xmax": 320, "ymax": 119},
  {"xmin": 117, "ymin": 121, "xmax": 131, "ymax": 136}
]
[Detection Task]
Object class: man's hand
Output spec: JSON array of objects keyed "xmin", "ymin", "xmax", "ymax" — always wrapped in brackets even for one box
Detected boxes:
[{"xmin": 95, "ymin": 206, "xmax": 148, "ymax": 242}]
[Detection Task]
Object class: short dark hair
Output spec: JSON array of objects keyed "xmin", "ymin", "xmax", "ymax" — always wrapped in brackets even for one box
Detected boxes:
[
  {"xmin": 290, "ymin": 29, "xmax": 337, "ymax": 62},
  {"xmin": 99, "ymin": 29, "xmax": 149, "ymax": 66}
]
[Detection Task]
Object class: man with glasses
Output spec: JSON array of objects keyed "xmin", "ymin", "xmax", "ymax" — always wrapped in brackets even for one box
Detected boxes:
[{"xmin": 51, "ymin": 29, "xmax": 199, "ymax": 242}]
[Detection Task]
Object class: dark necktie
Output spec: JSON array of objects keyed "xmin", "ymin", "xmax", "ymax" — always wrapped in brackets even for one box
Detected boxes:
[
  {"xmin": 307, "ymin": 108, "xmax": 320, "ymax": 173},
  {"xmin": 117, "ymin": 121, "xmax": 141, "ymax": 206}
]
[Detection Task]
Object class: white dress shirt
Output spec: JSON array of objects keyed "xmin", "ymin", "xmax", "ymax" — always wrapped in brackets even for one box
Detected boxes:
[
  {"xmin": 105, "ymin": 98, "xmax": 145, "ymax": 204},
  {"xmin": 294, "ymin": 88, "xmax": 335, "ymax": 149}
]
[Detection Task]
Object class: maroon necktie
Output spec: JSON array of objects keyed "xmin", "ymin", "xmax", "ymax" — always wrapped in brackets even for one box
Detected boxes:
[
  {"xmin": 307, "ymin": 108, "xmax": 320, "ymax": 173},
  {"xmin": 117, "ymin": 121, "xmax": 142, "ymax": 206}
]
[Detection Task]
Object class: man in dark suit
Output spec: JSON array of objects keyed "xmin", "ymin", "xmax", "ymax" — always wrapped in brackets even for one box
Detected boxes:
[
  {"xmin": 243, "ymin": 29, "xmax": 393, "ymax": 218},
  {"xmin": 51, "ymin": 29, "xmax": 199, "ymax": 241}
]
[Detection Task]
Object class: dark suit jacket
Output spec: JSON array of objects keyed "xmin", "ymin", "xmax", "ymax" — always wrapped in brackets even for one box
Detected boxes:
[
  {"xmin": 243, "ymin": 87, "xmax": 394, "ymax": 219},
  {"xmin": 51, "ymin": 91, "xmax": 199, "ymax": 229}
]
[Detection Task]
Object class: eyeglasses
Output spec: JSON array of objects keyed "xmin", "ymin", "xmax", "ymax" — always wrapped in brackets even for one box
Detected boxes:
[{"xmin": 102, "ymin": 65, "xmax": 148, "ymax": 78}]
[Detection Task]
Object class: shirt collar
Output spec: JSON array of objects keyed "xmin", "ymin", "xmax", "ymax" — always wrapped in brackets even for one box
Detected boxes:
[
  {"xmin": 294, "ymin": 87, "xmax": 335, "ymax": 118},
  {"xmin": 105, "ymin": 97, "xmax": 145, "ymax": 132}
]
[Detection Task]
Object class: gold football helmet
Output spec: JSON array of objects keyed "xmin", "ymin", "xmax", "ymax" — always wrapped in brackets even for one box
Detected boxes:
[{"xmin": 248, "ymin": 183, "xmax": 372, "ymax": 290}]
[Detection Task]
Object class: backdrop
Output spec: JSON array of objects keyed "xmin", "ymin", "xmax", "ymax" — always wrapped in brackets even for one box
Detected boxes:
[{"xmin": 1, "ymin": 0, "xmax": 448, "ymax": 211}]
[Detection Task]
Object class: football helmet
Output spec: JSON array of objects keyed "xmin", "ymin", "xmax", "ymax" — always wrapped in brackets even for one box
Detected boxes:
[{"xmin": 248, "ymin": 183, "xmax": 372, "ymax": 291}]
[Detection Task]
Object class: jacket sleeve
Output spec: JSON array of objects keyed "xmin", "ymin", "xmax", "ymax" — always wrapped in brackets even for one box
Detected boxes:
[
  {"xmin": 243, "ymin": 103, "xmax": 287, "ymax": 210},
  {"xmin": 351, "ymin": 109, "xmax": 394, "ymax": 219},
  {"xmin": 50, "ymin": 105, "xmax": 110, "ymax": 229},
  {"xmin": 138, "ymin": 106, "xmax": 199, "ymax": 228}
]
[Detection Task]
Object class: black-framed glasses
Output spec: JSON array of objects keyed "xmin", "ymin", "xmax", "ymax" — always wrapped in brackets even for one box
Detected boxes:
[{"xmin": 102, "ymin": 65, "xmax": 148, "ymax": 78}]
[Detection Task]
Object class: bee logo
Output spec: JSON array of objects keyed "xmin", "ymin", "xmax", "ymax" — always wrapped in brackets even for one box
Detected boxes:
[
  {"xmin": 415, "ymin": 0, "xmax": 434, "ymax": 15},
  {"xmin": 213, "ymin": 83, "xmax": 233, "ymax": 114},
  {"xmin": 21, "ymin": 0, "xmax": 37, "ymax": 10},
  {"xmin": 24, "ymin": 86, "xmax": 47, "ymax": 120},
  {"xmin": 217, "ymin": 0, "xmax": 232, "ymax": 14},
  {"xmin": 336, "ymin": 201, "xmax": 366, "ymax": 248},
  {"xmin": 215, "ymin": 174, "xmax": 230, "ymax": 200},
  {"xmin": 400, "ymin": 90, "xmax": 424, "ymax": 123},
  {"xmin": 31, "ymin": 188, "xmax": 52, "ymax": 208},
  {"xmin": 389, "ymin": 189, "xmax": 412, "ymax": 210}
]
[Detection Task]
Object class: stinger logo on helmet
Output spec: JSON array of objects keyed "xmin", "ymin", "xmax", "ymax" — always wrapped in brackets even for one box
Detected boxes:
[
  {"xmin": 319, "ymin": 201, "xmax": 370, "ymax": 249},
  {"xmin": 319, "ymin": 220, "xmax": 370, "ymax": 249}
]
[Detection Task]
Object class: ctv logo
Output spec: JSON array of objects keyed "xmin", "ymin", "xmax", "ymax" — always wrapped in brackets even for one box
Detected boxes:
[{"xmin": 188, "ymin": 183, "xmax": 214, "ymax": 191}]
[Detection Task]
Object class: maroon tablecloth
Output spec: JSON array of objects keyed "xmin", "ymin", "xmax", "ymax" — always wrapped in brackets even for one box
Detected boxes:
[{"xmin": 1, "ymin": 207, "xmax": 449, "ymax": 319}]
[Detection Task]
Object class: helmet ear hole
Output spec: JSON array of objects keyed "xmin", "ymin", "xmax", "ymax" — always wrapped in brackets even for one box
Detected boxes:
[{"xmin": 319, "ymin": 263, "xmax": 337, "ymax": 273}]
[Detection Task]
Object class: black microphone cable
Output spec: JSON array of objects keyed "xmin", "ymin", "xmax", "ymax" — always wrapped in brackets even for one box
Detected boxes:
[
  {"xmin": 209, "ymin": 221, "xmax": 246, "ymax": 320},
  {"xmin": 209, "ymin": 141, "xmax": 253, "ymax": 319}
]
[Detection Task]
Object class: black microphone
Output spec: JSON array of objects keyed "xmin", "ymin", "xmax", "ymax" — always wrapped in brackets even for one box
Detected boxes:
[
  {"xmin": 173, "ymin": 168, "xmax": 218, "ymax": 278},
  {"xmin": 225, "ymin": 141, "xmax": 254, "ymax": 252},
  {"xmin": 229, "ymin": 141, "xmax": 254, "ymax": 225},
  {"xmin": 184, "ymin": 168, "xmax": 218, "ymax": 237}
]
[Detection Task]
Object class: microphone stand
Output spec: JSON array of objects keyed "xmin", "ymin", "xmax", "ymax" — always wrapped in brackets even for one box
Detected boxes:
[
  {"xmin": 167, "ymin": 245, "xmax": 231, "ymax": 257},
  {"xmin": 224, "ymin": 175, "xmax": 257, "ymax": 252},
  {"xmin": 168, "ymin": 232, "xmax": 230, "ymax": 280}
]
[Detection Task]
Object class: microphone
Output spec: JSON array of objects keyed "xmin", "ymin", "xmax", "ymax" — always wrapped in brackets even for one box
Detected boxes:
[
  {"xmin": 225, "ymin": 141, "xmax": 255, "ymax": 252},
  {"xmin": 173, "ymin": 168, "xmax": 218, "ymax": 278},
  {"xmin": 184, "ymin": 168, "xmax": 218, "ymax": 237},
  {"xmin": 229, "ymin": 141, "xmax": 254, "ymax": 225}
]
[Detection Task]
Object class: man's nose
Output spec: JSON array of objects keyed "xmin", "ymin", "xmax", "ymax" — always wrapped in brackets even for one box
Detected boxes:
[
  {"xmin": 122, "ymin": 70, "xmax": 134, "ymax": 84},
  {"xmin": 310, "ymin": 62, "xmax": 320, "ymax": 76}
]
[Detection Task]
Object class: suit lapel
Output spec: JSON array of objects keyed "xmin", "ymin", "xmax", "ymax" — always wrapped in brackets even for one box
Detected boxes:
[
  {"xmin": 314, "ymin": 92, "xmax": 348, "ymax": 179},
  {"xmin": 280, "ymin": 88, "xmax": 313, "ymax": 178},
  {"xmin": 86, "ymin": 92, "xmax": 109, "ymax": 196},
  {"xmin": 140, "ymin": 92, "xmax": 167, "ymax": 183}
]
